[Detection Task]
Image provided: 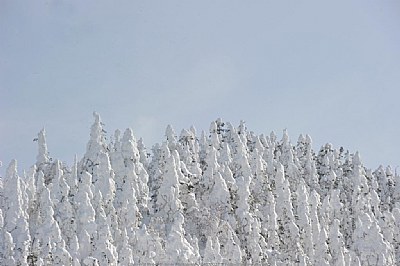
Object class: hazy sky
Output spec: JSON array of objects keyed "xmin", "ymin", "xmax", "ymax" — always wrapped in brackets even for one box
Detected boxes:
[{"xmin": 1, "ymin": 0, "xmax": 400, "ymax": 176}]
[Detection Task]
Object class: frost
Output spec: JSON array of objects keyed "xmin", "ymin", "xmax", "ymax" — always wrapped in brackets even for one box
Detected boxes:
[{"xmin": 1, "ymin": 115, "xmax": 400, "ymax": 265}]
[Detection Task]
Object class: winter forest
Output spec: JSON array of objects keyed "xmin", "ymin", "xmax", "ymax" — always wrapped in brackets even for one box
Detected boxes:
[{"xmin": 1, "ymin": 113, "xmax": 400, "ymax": 265}]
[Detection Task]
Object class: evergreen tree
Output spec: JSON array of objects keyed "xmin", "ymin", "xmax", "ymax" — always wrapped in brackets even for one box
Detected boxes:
[
  {"xmin": 75, "ymin": 172, "xmax": 97, "ymax": 262},
  {"xmin": 92, "ymin": 191, "xmax": 118, "ymax": 266},
  {"xmin": 309, "ymin": 190, "xmax": 322, "ymax": 258},
  {"xmin": 131, "ymin": 225, "xmax": 164, "ymax": 264},
  {"xmin": 246, "ymin": 218, "xmax": 268, "ymax": 264},
  {"xmin": 353, "ymin": 212, "xmax": 394, "ymax": 265},
  {"xmin": 0, "ymin": 209, "xmax": 9, "ymax": 264},
  {"xmin": 151, "ymin": 145, "xmax": 184, "ymax": 238},
  {"xmin": 274, "ymin": 163, "xmax": 302, "ymax": 262},
  {"xmin": 329, "ymin": 219, "xmax": 346, "ymax": 266},
  {"xmin": 295, "ymin": 179, "xmax": 313, "ymax": 263},
  {"xmin": 2, "ymin": 231, "xmax": 16, "ymax": 265},
  {"xmin": 35, "ymin": 185, "xmax": 72, "ymax": 265},
  {"xmin": 121, "ymin": 128, "xmax": 149, "ymax": 217},
  {"xmin": 216, "ymin": 220, "xmax": 242, "ymax": 263},
  {"xmin": 36, "ymin": 128, "xmax": 50, "ymax": 170},
  {"xmin": 3, "ymin": 116, "xmax": 400, "ymax": 264},
  {"xmin": 202, "ymin": 236, "xmax": 223, "ymax": 263},
  {"xmin": 314, "ymin": 227, "xmax": 331, "ymax": 266},
  {"xmin": 392, "ymin": 207, "xmax": 400, "ymax": 262},
  {"xmin": 263, "ymin": 190, "xmax": 280, "ymax": 252},
  {"xmin": 117, "ymin": 229, "xmax": 134, "ymax": 265},
  {"xmin": 81, "ymin": 112, "xmax": 109, "ymax": 174},
  {"xmin": 3, "ymin": 160, "xmax": 31, "ymax": 265},
  {"xmin": 164, "ymin": 212, "xmax": 199, "ymax": 263},
  {"xmin": 137, "ymin": 137, "xmax": 150, "ymax": 168}
]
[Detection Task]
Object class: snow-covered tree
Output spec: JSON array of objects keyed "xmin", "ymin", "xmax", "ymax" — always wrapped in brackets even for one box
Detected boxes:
[
  {"xmin": 309, "ymin": 190, "xmax": 322, "ymax": 259},
  {"xmin": 263, "ymin": 190, "xmax": 280, "ymax": 252},
  {"xmin": 314, "ymin": 227, "xmax": 331, "ymax": 266},
  {"xmin": 92, "ymin": 191, "xmax": 118, "ymax": 266},
  {"xmin": 329, "ymin": 219, "xmax": 347, "ymax": 266},
  {"xmin": 164, "ymin": 212, "xmax": 199, "ymax": 263},
  {"xmin": 353, "ymin": 212, "xmax": 394, "ymax": 265},
  {"xmin": 295, "ymin": 179, "xmax": 313, "ymax": 263},
  {"xmin": 35, "ymin": 185, "xmax": 72, "ymax": 265},
  {"xmin": 131, "ymin": 225, "xmax": 164, "ymax": 264},
  {"xmin": 75, "ymin": 172, "xmax": 97, "ymax": 262},
  {"xmin": 2, "ymin": 231, "xmax": 16, "ymax": 265},
  {"xmin": 36, "ymin": 128, "xmax": 50, "ymax": 169},
  {"xmin": 120, "ymin": 128, "xmax": 149, "ymax": 217},
  {"xmin": 81, "ymin": 112, "xmax": 109, "ymax": 173},
  {"xmin": 3, "ymin": 115, "xmax": 400, "ymax": 264},
  {"xmin": 3, "ymin": 160, "xmax": 31, "ymax": 265},
  {"xmin": 273, "ymin": 163, "xmax": 302, "ymax": 261},
  {"xmin": 392, "ymin": 207, "xmax": 400, "ymax": 262},
  {"xmin": 117, "ymin": 229, "xmax": 133, "ymax": 265},
  {"xmin": 215, "ymin": 220, "xmax": 242, "ymax": 263},
  {"xmin": 151, "ymin": 145, "xmax": 185, "ymax": 239},
  {"xmin": 202, "ymin": 236, "xmax": 223, "ymax": 263}
]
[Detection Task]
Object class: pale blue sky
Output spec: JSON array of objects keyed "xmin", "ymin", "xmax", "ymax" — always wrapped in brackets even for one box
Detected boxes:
[{"xmin": 1, "ymin": 0, "xmax": 400, "ymax": 176}]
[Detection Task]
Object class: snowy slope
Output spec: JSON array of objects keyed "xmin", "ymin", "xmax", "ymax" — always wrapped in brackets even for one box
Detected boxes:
[{"xmin": 1, "ymin": 113, "xmax": 400, "ymax": 265}]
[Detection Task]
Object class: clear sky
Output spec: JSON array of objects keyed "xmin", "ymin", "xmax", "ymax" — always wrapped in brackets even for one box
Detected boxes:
[{"xmin": 1, "ymin": 0, "xmax": 400, "ymax": 176}]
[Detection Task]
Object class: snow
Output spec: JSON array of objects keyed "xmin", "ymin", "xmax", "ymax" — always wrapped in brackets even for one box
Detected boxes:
[{"xmin": 1, "ymin": 114, "xmax": 400, "ymax": 265}]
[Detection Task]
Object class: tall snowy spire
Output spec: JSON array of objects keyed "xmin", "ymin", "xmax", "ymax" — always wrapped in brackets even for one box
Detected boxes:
[
  {"xmin": 165, "ymin": 124, "xmax": 178, "ymax": 152},
  {"xmin": 121, "ymin": 128, "xmax": 139, "ymax": 161},
  {"xmin": 84, "ymin": 112, "xmax": 107, "ymax": 161},
  {"xmin": 36, "ymin": 128, "xmax": 50, "ymax": 165}
]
